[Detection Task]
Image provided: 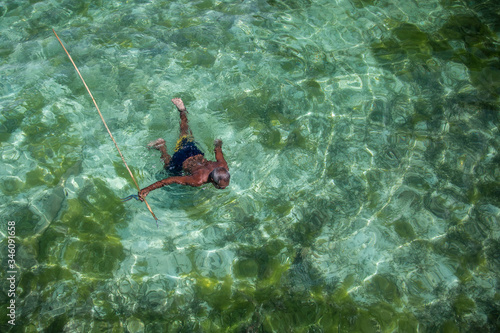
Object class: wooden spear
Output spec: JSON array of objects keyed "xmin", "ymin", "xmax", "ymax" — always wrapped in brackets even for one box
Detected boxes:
[{"xmin": 53, "ymin": 29, "xmax": 159, "ymax": 227}]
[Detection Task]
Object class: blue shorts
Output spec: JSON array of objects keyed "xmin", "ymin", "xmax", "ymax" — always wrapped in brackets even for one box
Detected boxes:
[{"xmin": 168, "ymin": 136, "xmax": 204, "ymax": 175}]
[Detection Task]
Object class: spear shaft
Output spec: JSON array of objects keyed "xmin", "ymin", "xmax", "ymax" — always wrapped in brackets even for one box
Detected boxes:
[{"xmin": 53, "ymin": 29, "xmax": 159, "ymax": 226}]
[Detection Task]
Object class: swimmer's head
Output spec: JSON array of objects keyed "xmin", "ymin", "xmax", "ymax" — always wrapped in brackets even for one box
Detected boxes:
[{"xmin": 209, "ymin": 167, "xmax": 230, "ymax": 189}]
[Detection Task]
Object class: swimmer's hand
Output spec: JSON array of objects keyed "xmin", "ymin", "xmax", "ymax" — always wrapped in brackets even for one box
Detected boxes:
[
  {"xmin": 121, "ymin": 191, "xmax": 147, "ymax": 202},
  {"xmin": 214, "ymin": 139, "xmax": 223, "ymax": 148},
  {"xmin": 138, "ymin": 189, "xmax": 149, "ymax": 202}
]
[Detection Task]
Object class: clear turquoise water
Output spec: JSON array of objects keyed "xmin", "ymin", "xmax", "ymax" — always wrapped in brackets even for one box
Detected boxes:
[{"xmin": 1, "ymin": 0, "xmax": 500, "ymax": 331}]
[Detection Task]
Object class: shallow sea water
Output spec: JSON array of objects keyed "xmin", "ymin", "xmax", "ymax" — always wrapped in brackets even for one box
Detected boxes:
[{"xmin": 1, "ymin": 0, "xmax": 500, "ymax": 332}]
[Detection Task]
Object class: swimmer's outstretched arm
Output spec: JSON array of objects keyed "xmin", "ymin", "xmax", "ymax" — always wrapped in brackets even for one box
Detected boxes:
[
  {"xmin": 214, "ymin": 139, "xmax": 228, "ymax": 168},
  {"xmin": 138, "ymin": 176, "xmax": 202, "ymax": 201}
]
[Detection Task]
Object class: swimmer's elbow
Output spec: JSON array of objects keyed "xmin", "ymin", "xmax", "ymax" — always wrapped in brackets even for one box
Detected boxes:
[{"xmin": 172, "ymin": 176, "xmax": 202, "ymax": 187}]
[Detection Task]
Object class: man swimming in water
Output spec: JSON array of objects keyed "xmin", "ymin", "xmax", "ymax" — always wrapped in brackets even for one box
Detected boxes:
[{"xmin": 127, "ymin": 98, "xmax": 230, "ymax": 202}]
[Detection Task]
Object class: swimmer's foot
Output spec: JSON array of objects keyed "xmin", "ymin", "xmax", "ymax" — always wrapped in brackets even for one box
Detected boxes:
[
  {"xmin": 147, "ymin": 138, "xmax": 166, "ymax": 150},
  {"xmin": 172, "ymin": 98, "xmax": 186, "ymax": 112},
  {"xmin": 147, "ymin": 138, "xmax": 171, "ymax": 167}
]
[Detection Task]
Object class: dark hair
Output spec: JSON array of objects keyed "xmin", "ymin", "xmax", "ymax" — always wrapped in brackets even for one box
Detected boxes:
[{"xmin": 210, "ymin": 167, "xmax": 230, "ymax": 185}]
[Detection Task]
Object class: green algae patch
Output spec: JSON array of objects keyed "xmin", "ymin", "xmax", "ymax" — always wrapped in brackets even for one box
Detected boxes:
[
  {"xmin": 441, "ymin": 319, "xmax": 460, "ymax": 333},
  {"xmin": 366, "ymin": 274, "xmax": 401, "ymax": 305},
  {"xmin": 0, "ymin": 176, "xmax": 25, "ymax": 195},
  {"xmin": 259, "ymin": 256, "xmax": 290, "ymax": 286},
  {"xmin": 194, "ymin": 274, "xmax": 234, "ymax": 311},
  {"xmin": 289, "ymin": 209, "xmax": 328, "ymax": 247},
  {"xmin": 453, "ymin": 294, "xmax": 476, "ymax": 317},
  {"xmin": 438, "ymin": 14, "xmax": 495, "ymax": 44},
  {"xmin": 112, "ymin": 160, "xmax": 140, "ymax": 183},
  {"xmin": 221, "ymin": 91, "xmax": 293, "ymax": 132},
  {"xmin": 182, "ymin": 49, "xmax": 217, "ymax": 68},
  {"xmin": 396, "ymin": 314, "xmax": 420, "ymax": 332},
  {"xmin": 22, "ymin": 110, "xmax": 83, "ymax": 190},
  {"xmin": 93, "ymin": 293, "xmax": 120, "ymax": 322},
  {"xmin": 236, "ymin": 240, "xmax": 291, "ymax": 288},
  {"xmin": 22, "ymin": 88, "xmax": 46, "ymax": 114},
  {"xmin": 371, "ymin": 14, "xmax": 500, "ymax": 99},
  {"xmin": 44, "ymin": 315, "xmax": 69, "ymax": 333},
  {"xmin": 370, "ymin": 21, "xmax": 446, "ymax": 77},
  {"xmin": 234, "ymin": 258, "xmax": 259, "ymax": 278},
  {"xmin": 371, "ymin": 38, "xmax": 413, "ymax": 72},
  {"xmin": 22, "ymin": 265, "xmax": 74, "ymax": 291},
  {"xmin": 392, "ymin": 218, "xmax": 417, "ymax": 241},
  {"xmin": 0, "ymin": 102, "xmax": 25, "ymax": 142},
  {"xmin": 211, "ymin": 291, "xmax": 256, "ymax": 331},
  {"xmin": 267, "ymin": 197, "xmax": 294, "ymax": 216},
  {"xmin": 259, "ymin": 125, "xmax": 282, "ymax": 149},
  {"xmin": 69, "ymin": 239, "xmax": 125, "ymax": 277},
  {"xmin": 350, "ymin": 0, "xmax": 375, "ymax": 8},
  {"xmin": 286, "ymin": 127, "xmax": 308, "ymax": 150},
  {"xmin": 393, "ymin": 23, "xmax": 433, "ymax": 58},
  {"xmin": 438, "ymin": 14, "xmax": 500, "ymax": 98},
  {"xmin": 35, "ymin": 177, "xmax": 126, "ymax": 278},
  {"xmin": 10, "ymin": 173, "xmax": 128, "ymax": 330},
  {"xmin": 454, "ymin": 262, "xmax": 474, "ymax": 284},
  {"xmin": 302, "ymin": 79, "xmax": 325, "ymax": 103},
  {"xmin": 26, "ymin": 166, "xmax": 53, "ymax": 188}
]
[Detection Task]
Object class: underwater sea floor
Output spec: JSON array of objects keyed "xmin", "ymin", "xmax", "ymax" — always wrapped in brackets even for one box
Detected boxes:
[{"xmin": 1, "ymin": 0, "xmax": 500, "ymax": 331}]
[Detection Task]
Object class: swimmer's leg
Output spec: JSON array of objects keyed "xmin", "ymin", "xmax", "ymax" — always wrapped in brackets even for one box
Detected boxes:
[
  {"xmin": 148, "ymin": 138, "xmax": 171, "ymax": 167},
  {"xmin": 172, "ymin": 98, "xmax": 192, "ymax": 137}
]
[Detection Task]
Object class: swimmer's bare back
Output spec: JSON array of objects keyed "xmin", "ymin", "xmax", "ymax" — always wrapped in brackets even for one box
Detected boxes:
[{"xmin": 128, "ymin": 98, "xmax": 230, "ymax": 202}]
